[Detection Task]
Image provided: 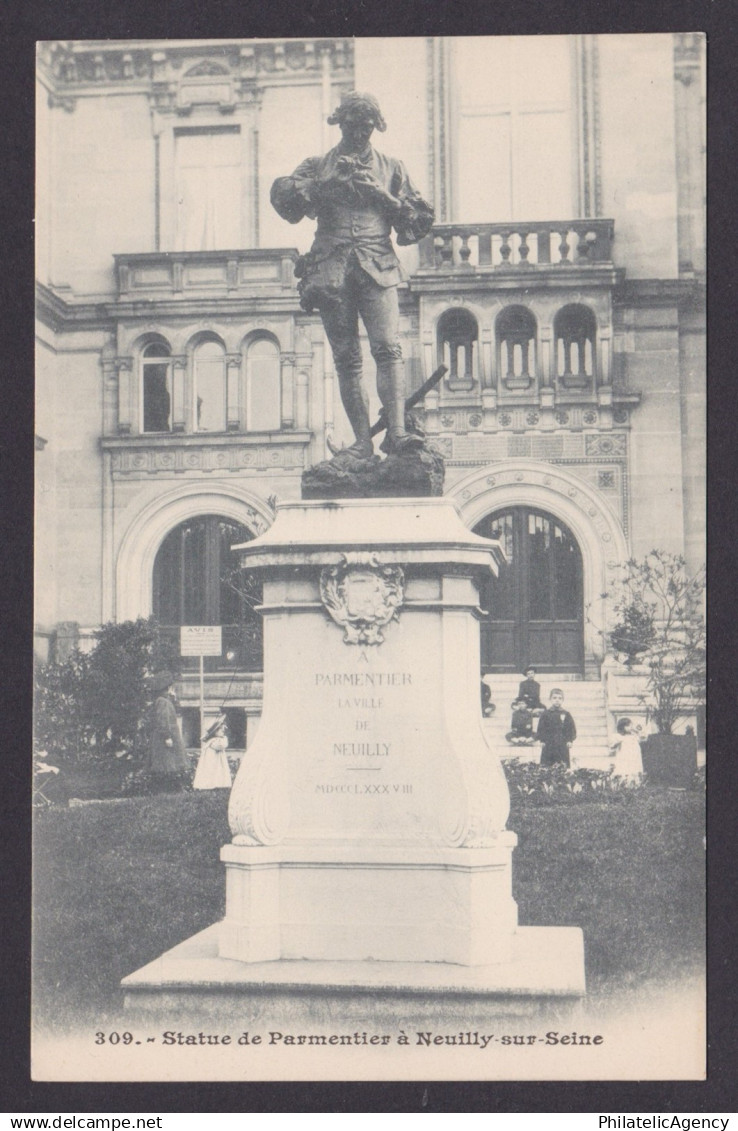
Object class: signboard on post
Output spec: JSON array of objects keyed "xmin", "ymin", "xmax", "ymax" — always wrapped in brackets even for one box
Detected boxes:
[
  {"xmin": 180, "ymin": 626, "xmax": 223, "ymax": 743},
  {"xmin": 180, "ymin": 625, "xmax": 222, "ymax": 656}
]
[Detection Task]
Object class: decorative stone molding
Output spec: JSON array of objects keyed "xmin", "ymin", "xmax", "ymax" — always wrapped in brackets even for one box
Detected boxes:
[
  {"xmin": 114, "ymin": 483, "xmax": 275, "ymax": 623},
  {"xmin": 38, "ymin": 39, "xmax": 354, "ymax": 111},
  {"xmin": 230, "ymin": 761, "xmax": 291, "ymax": 845},
  {"xmin": 585, "ymin": 433, "xmax": 626, "ymax": 457},
  {"xmin": 104, "ymin": 433, "xmax": 311, "ymax": 478},
  {"xmin": 115, "ymin": 249, "xmax": 298, "ymax": 302},
  {"xmin": 319, "ymin": 554, "xmax": 405, "ymax": 645}
]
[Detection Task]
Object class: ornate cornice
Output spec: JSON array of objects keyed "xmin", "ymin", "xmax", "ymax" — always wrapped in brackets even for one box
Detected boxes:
[
  {"xmin": 38, "ymin": 39, "xmax": 354, "ymax": 112},
  {"xmin": 35, "ymin": 281, "xmax": 115, "ymax": 333},
  {"xmin": 36, "ymin": 266, "xmax": 308, "ymax": 331},
  {"xmin": 101, "ymin": 431, "xmax": 312, "ymax": 478}
]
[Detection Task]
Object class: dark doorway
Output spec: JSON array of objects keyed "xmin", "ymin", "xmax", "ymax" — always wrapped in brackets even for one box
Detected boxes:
[{"xmin": 473, "ymin": 507, "xmax": 584, "ymax": 674}]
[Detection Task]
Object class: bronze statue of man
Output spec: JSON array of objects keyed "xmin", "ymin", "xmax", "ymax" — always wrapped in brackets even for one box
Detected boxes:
[{"xmin": 271, "ymin": 91, "xmax": 434, "ymax": 458}]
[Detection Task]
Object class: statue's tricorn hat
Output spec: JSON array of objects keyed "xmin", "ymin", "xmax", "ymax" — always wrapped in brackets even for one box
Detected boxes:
[{"xmin": 327, "ymin": 91, "xmax": 387, "ymax": 132}]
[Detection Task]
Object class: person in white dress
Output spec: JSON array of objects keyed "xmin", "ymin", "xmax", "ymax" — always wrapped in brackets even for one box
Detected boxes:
[
  {"xmin": 193, "ymin": 714, "xmax": 232, "ymax": 790},
  {"xmin": 611, "ymin": 717, "xmax": 644, "ymax": 782}
]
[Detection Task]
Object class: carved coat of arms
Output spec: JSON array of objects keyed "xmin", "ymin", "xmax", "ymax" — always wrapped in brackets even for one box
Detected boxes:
[{"xmin": 319, "ymin": 553, "xmax": 405, "ymax": 645}]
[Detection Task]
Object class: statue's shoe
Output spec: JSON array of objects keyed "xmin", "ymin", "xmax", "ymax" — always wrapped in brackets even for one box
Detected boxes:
[
  {"xmin": 343, "ymin": 440, "xmax": 375, "ymax": 460},
  {"xmin": 386, "ymin": 432, "xmax": 425, "ymax": 456}
]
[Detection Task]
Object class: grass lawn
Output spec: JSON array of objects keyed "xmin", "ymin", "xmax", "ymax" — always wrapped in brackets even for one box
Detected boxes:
[{"xmin": 33, "ymin": 788, "xmax": 705, "ymax": 1035}]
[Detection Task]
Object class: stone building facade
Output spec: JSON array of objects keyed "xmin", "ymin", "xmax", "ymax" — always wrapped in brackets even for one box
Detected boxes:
[{"xmin": 35, "ymin": 36, "xmax": 705, "ymax": 751}]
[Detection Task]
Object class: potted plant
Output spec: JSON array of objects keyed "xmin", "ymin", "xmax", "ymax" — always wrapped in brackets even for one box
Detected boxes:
[
  {"xmin": 607, "ymin": 551, "xmax": 705, "ymax": 786},
  {"xmin": 609, "ymin": 599, "xmax": 656, "ymax": 669}
]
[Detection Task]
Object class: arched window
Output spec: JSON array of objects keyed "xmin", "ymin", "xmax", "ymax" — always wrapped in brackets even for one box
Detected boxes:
[
  {"xmin": 142, "ymin": 342, "xmax": 172, "ymax": 433},
  {"xmin": 246, "ymin": 337, "xmax": 281, "ymax": 431},
  {"xmin": 497, "ymin": 306, "xmax": 537, "ymax": 389},
  {"xmin": 152, "ymin": 515, "xmax": 262, "ymax": 672},
  {"xmin": 194, "ymin": 339, "xmax": 226, "ymax": 432},
  {"xmin": 437, "ymin": 309, "xmax": 478, "ymax": 387},
  {"xmin": 554, "ymin": 304, "xmax": 597, "ymax": 387}
]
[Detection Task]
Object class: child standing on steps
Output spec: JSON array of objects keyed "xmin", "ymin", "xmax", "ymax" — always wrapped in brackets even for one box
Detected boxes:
[{"xmin": 536, "ymin": 688, "xmax": 577, "ymax": 768}]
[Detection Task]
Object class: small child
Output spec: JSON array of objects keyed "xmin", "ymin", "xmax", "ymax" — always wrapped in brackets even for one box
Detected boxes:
[
  {"xmin": 193, "ymin": 714, "xmax": 232, "ymax": 790},
  {"xmin": 506, "ymin": 698, "xmax": 535, "ymax": 745},
  {"xmin": 611, "ymin": 717, "xmax": 643, "ymax": 782},
  {"xmin": 537, "ymin": 688, "xmax": 577, "ymax": 767},
  {"xmin": 480, "ymin": 680, "xmax": 496, "ymax": 717}
]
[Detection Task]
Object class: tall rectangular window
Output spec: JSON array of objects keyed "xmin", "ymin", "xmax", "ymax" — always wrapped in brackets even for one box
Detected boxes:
[
  {"xmin": 194, "ymin": 340, "xmax": 226, "ymax": 432},
  {"xmin": 453, "ymin": 37, "xmax": 576, "ymax": 222},
  {"xmin": 141, "ymin": 343, "xmax": 172, "ymax": 433},
  {"xmin": 174, "ymin": 126, "xmax": 242, "ymax": 251}
]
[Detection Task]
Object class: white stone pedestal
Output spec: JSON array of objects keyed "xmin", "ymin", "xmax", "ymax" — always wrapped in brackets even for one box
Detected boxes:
[
  {"xmin": 222, "ymin": 498, "xmax": 519, "ymax": 967},
  {"xmin": 124, "ymin": 499, "xmax": 585, "ymax": 1008},
  {"xmin": 220, "ymin": 840, "xmax": 518, "ymax": 966}
]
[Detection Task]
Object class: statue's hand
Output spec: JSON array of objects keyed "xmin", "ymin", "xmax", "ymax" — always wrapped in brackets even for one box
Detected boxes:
[
  {"xmin": 319, "ymin": 157, "xmax": 355, "ymax": 187},
  {"xmin": 353, "ymin": 171, "xmax": 400, "ymax": 211}
]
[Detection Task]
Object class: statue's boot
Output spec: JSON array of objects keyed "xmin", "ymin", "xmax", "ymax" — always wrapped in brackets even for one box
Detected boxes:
[
  {"xmin": 386, "ymin": 390, "xmax": 424, "ymax": 455},
  {"xmin": 337, "ymin": 375, "xmax": 374, "ymax": 458}
]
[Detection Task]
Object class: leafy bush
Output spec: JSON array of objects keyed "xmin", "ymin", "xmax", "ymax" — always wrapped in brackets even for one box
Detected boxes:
[
  {"xmin": 606, "ymin": 551, "xmax": 706, "ymax": 733},
  {"xmin": 34, "ymin": 617, "xmax": 180, "ymax": 770},
  {"xmin": 503, "ymin": 759, "xmax": 644, "ymax": 806},
  {"xmin": 609, "ymin": 601, "xmax": 656, "ymax": 668},
  {"xmin": 34, "ymin": 649, "xmax": 93, "ymax": 765}
]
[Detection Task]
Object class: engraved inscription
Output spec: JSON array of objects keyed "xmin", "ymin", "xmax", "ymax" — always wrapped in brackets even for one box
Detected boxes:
[
  {"xmin": 315, "ymin": 783, "xmax": 413, "ymax": 795},
  {"xmin": 333, "ymin": 742, "xmax": 390, "ymax": 757},
  {"xmin": 316, "ymin": 672, "xmax": 411, "ymax": 687}
]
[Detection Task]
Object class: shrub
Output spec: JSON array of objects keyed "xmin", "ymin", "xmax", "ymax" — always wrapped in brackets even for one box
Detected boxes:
[
  {"xmin": 34, "ymin": 617, "xmax": 180, "ymax": 770},
  {"xmin": 606, "ymin": 552, "xmax": 705, "ymax": 734},
  {"xmin": 503, "ymin": 759, "xmax": 643, "ymax": 806}
]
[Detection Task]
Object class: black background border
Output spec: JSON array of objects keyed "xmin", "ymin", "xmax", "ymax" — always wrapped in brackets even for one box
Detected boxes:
[{"xmin": 3, "ymin": 0, "xmax": 735, "ymax": 1114}]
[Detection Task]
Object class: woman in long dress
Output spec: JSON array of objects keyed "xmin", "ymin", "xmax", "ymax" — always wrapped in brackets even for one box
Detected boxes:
[
  {"xmin": 193, "ymin": 714, "xmax": 232, "ymax": 790},
  {"xmin": 611, "ymin": 717, "xmax": 644, "ymax": 782},
  {"xmin": 146, "ymin": 670, "xmax": 189, "ymax": 792}
]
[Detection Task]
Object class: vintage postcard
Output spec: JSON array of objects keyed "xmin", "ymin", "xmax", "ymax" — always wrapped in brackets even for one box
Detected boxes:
[{"xmin": 32, "ymin": 34, "xmax": 705, "ymax": 1083}]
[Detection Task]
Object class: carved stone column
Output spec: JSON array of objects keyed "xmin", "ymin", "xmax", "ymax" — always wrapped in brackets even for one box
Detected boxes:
[
  {"xmin": 171, "ymin": 356, "xmax": 187, "ymax": 432},
  {"xmin": 101, "ymin": 345, "xmax": 118, "ymax": 435},
  {"xmin": 295, "ymin": 368, "xmax": 309, "ymax": 430},
  {"xmin": 280, "ymin": 352, "xmax": 296, "ymax": 429},
  {"xmin": 115, "ymin": 357, "xmax": 133, "ymax": 434},
  {"xmin": 226, "ymin": 353, "xmax": 242, "ymax": 431}
]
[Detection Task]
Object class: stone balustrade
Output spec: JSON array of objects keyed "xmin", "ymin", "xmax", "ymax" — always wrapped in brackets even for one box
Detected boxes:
[{"xmin": 418, "ymin": 219, "xmax": 615, "ymax": 271}]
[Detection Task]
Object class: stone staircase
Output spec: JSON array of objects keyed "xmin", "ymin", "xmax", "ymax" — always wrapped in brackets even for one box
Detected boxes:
[{"xmin": 481, "ymin": 673, "xmax": 613, "ymax": 770}]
